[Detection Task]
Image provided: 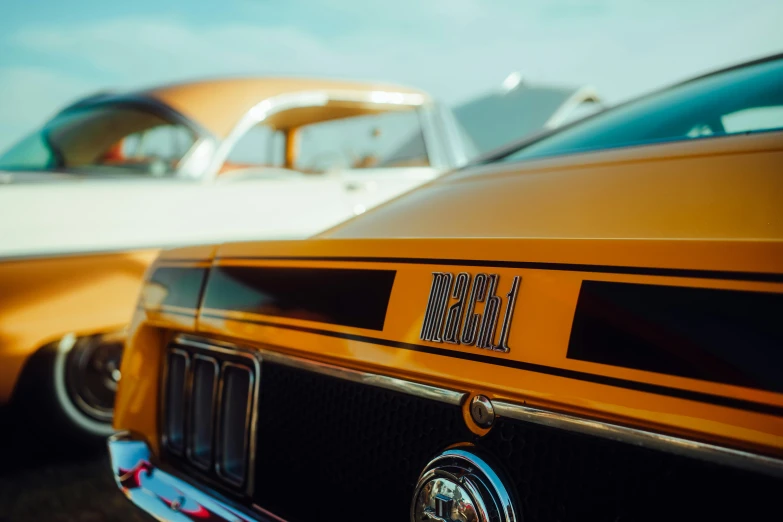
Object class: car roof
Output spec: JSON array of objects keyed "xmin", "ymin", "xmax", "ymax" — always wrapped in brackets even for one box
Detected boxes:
[{"xmin": 138, "ymin": 76, "xmax": 431, "ymax": 138}]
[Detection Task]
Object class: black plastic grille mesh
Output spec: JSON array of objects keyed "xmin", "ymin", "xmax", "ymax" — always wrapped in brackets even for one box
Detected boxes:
[
  {"xmin": 252, "ymin": 361, "xmax": 781, "ymax": 522},
  {"xmin": 474, "ymin": 416, "xmax": 780, "ymax": 522},
  {"xmin": 253, "ymin": 362, "xmax": 470, "ymax": 521}
]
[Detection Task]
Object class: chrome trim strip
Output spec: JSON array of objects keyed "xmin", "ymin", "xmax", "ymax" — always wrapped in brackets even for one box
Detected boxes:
[
  {"xmin": 263, "ymin": 348, "xmax": 465, "ymax": 405},
  {"xmin": 108, "ymin": 431, "xmax": 282, "ymax": 522},
  {"xmin": 173, "ymin": 334, "xmax": 783, "ymax": 478},
  {"xmin": 175, "ymin": 334, "xmax": 465, "ymax": 406},
  {"xmin": 434, "ymin": 101, "xmax": 471, "ymax": 167},
  {"xmin": 493, "ymin": 400, "xmax": 783, "ymax": 479}
]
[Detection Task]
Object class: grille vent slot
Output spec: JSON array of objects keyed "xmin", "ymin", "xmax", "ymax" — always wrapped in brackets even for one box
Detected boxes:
[
  {"xmin": 217, "ymin": 364, "xmax": 253, "ymax": 485},
  {"xmin": 161, "ymin": 342, "xmax": 258, "ymax": 493},
  {"xmin": 163, "ymin": 349, "xmax": 188, "ymax": 454},
  {"xmin": 188, "ymin": 355, "xmax": 218, "ymax": 469}
]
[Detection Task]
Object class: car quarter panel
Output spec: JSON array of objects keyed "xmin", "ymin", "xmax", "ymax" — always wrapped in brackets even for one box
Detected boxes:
[
  {"xmin": 118, "ymin": 238, "xmax": 783, "ymax": 459},
  {"xmin": 0, "ymin": 249, "xmax": 159, "ymax": 402}
]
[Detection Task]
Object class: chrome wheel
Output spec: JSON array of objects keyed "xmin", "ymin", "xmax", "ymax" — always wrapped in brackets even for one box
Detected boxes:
[{"xmin": 64, "ymin": 332, "xmax": 125, "ymax": 423}]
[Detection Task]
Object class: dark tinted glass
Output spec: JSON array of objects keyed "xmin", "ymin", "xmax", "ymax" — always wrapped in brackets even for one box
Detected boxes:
[{"xmin": 498, "ymin": 57, "xmax": 783, "ymax": 162}]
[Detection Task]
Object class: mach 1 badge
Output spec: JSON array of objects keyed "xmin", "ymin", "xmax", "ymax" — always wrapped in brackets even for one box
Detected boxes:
[{"xmin": 420, "ymin": 272, "xmax": 521, "ymax": 352}]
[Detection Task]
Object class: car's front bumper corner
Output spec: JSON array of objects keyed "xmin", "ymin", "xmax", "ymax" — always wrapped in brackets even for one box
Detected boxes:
[{"xmin": 108, "ymin": 431, "xmax": 266, "ymax": 521}]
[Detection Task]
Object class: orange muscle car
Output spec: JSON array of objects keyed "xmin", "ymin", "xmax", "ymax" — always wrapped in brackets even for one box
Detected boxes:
[{"xmin": 111, "ymin": 54, "xmax": 783, "ymax": 521}]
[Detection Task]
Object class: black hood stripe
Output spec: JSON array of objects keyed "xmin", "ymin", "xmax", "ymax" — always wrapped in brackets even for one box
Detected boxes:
[
  {"xmin": 201, "ymin": 266, "xmax": 397, "ymax": 331},
  {"xmin": 567, "ymin": 281, "xmax": 783, "ymax": 394}
]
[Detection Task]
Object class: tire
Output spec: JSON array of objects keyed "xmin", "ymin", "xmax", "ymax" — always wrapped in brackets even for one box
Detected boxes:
[{"xmin": 12, "ymin": 333, "xmax": 123, "ymax": 451}]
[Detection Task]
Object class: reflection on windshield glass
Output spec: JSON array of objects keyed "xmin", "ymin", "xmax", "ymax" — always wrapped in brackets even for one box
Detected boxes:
[
  {"xmin": 0, "ymin": 105, "xmax": 197, "ymax": 177},
  {"xmin": 497, "ymin": 57, "xmax": 783, "ymax": 163}
]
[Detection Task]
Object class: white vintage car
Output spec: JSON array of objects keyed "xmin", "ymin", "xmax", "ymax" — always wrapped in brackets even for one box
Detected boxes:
[
  {"xmin": 0, "ymin": 77, "xmax": 477, "ymax": 257},
  {"xmin": 0, "ymin": 77, "xmax": 477, "ymax": 442}
]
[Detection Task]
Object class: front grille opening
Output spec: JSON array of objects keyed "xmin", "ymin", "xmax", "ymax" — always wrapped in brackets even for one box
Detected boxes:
[
  {"xmin": 163, "ymin": 340, "xmax": 783, "ymax": 522},
  {"xmin": 164, "ymin": 349, "xmax": 188, "ymax": 454},
  {"xmin": 217, "ymin": 364, "xmax": 252, "ymax": 486},
  {"xmin": 188, "ymin": 355, "xmax": 218, "ymax": 469}
]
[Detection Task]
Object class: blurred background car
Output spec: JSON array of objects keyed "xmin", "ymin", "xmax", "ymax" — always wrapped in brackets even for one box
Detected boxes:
[
  {"xmin": 0, "ymin": 76, "xmax": 477, "ymax": 442},
  {"xmin": 0, "ymin": 77, "xmax": 477, "ymax": 256},
  {"xmin": 453, "ymin": 72, "xmax": 604, "ymax": 154}
]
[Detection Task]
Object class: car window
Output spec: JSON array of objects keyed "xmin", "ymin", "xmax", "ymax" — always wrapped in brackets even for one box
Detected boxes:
[
  {"xmin": 0, "ymin": 104, "xmax": 198, "ymax": 176},
  {"xmin": 294, "ymin": 108, "xmax": 429, "ymax": 172},
  {"xmin": 497, "ymin": 57, "xmax": 783, "ymax": 163},
  {"xmin": 223, "ymin": 124, "xmax": 285, "ymax": 172},
  {"xmin": 122, "ymin": 125, "xmax": 195, "ymax": 162},
  {"xmin": 721, "ymin": 106, "xmax": 783, "ymax": 133}
]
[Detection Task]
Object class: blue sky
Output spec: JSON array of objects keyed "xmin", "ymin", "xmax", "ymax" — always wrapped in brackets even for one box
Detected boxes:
[{"xmin": 1, "ymin": 0, "xmax": 781, "ymax": 150}]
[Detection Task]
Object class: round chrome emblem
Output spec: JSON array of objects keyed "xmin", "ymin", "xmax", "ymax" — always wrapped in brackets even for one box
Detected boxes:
[{"xmin": 411, "ymin": 447, "xmax": 518, "ymax": 522}]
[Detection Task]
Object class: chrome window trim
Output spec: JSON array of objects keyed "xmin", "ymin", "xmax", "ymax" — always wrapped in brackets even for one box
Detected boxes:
[
  {"xmin": 161, "ymin": 348, "xmax": 190, "ymax": 456},
  {"xmin": 186, "ymin": 354, "xmax": 220, "ymax": 471},
  {"xmin": 173, "ymin": 334, "xmax": 783, "ymax": 479},
  {"xmin": 204, "ymin": 89, "xmax": 431, "ymax": 179},
  {"xmin": 177, "ymin": 137, "xmax": 220, "ymax": 181},
  {"xmin": 416, "ymin": 104, "xmax": 449, "ymax": 170},
  {"xmin": 214, "ymin": 361, "xmax": 255, "ymax": 488},
  {"xmin": 434, "ymin": 101, "xmax": 472, "ymax": 167}
]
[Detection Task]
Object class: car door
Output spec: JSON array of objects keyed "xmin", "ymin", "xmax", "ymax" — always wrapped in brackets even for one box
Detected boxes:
[
  {"xmin": 206, "ymin": 168, "xmax": 354, "ymax": 240},
  {"xmin": 209, "ymin": 123, "xmax": 355, "ymax": 238}
]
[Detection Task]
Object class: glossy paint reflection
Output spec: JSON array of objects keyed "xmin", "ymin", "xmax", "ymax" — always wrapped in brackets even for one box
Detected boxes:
[{"xmin": 108, "ymin": 432, "xmax": 255, "ymax": 522}]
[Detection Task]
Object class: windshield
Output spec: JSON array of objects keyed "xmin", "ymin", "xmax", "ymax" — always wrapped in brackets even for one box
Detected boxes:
[
  {"xmin": 0, "ymin": 103, "xmax": 199, "ymax": 176},
  {"xmin": 495, "ymin": 56, "xmax": 783, "ymax": 164}
]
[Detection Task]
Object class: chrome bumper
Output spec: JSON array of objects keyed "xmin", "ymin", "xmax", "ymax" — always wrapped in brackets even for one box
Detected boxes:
[{"xmin": 108, "ymin": 431, "xmax": 269, "ymax": 522}]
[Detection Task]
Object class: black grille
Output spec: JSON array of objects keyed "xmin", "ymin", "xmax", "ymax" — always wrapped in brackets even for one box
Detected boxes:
[
  {"xmin": 475, "ymin": 416, "xmax": 781, "ymax": 522},
  {"xmin": 252, "ymin": 362, "xmax": 781, "ymax": 522},
  {"xmin": 253, "ymin": 362, "xmax": 471, "ymax": 521}
]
